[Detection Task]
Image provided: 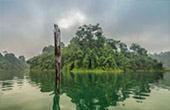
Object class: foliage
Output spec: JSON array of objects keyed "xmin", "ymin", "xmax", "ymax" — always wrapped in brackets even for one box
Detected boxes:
[
  {"xmin": 27, "ymin": 52, "xmax": 55, "ymax": 70},
  {"xmin": 0, "ymin": 52, "xmax": 28, "ymax": 70},
  {"xmin": 18, "ymin": 55, "xmax": 25, "ymax": 62},
  {"xmin": 42, "ymin": 45, "xmax": 54, "ymax": 54},
  {"xmin": 27, "ymin": 24, "xmax": 164, "ymax": 72}
]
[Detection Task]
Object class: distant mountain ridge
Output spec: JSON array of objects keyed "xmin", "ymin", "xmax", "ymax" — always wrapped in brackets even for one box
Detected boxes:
[{"xmin": 149, "ymin": 51, "xmax": 170, "ymax": 70}]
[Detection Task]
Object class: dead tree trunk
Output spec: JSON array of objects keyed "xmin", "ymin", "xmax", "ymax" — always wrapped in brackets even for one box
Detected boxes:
[{"xmin": 54, "ymin": 24, "xmax": 61, "ymax": 89}]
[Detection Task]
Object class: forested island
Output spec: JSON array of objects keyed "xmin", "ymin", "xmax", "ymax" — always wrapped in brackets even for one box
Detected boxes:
[
  {"xmin": 0, "ymin": 52, "xmax": 28, "ymax": 71},
  {"xmin": 27, "ymin": 24, "xmax": 164, "ymax": 72}
]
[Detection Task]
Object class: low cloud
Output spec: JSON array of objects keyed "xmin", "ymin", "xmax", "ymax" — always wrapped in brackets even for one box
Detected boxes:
[
  {"xmin": 58, "ymin": 10, "xmax": 86, "ymax": 29},
  {"xmin": 0, "ymin": 0, "xmax": 169, "ymax": 58}
]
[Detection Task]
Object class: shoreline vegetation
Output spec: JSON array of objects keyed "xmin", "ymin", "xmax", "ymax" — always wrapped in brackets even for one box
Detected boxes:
[
  {"xmin": 71, "ymin": 69, "xmax": 123, "ymax": 73},
  {"xmin": 27, "ymin": 24, "xmax": 165, "ymax": 73},
  {"xmin": 71, "ymin": 69, "xmax": 166, "ymax": 73},
  {"xmin": 28, "ymin": 68, "xmax": 166, "ymax": 73},
  {"xmin": 0, "ymin": 52, "xmax": 28, "ymax": 71}
]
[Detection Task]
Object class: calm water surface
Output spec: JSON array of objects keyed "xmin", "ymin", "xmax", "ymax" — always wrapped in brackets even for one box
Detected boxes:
[{"xmin": 0, "ymin": 70, "xmax": 170, "ymax": 110}]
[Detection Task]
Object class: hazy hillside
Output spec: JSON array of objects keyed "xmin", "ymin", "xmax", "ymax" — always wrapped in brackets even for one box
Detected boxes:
[
  {"xmin": 0, "ymin": 52, "xmax": 28, "ymax": 70},
  {"xmin": 149, "ymin": 51, "xmax": 170, "ymax": 69}
]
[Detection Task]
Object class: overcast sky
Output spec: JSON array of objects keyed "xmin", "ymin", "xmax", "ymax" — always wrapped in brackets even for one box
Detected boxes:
[{"xmin": 0, "ymin": 0, "xmax": 169, "ymax": 58}]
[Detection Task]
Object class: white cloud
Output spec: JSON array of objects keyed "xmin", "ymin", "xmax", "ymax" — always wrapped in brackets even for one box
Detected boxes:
[{"xmin": 58, "ymin": 10, "xmax": 86, "ymax": 29}]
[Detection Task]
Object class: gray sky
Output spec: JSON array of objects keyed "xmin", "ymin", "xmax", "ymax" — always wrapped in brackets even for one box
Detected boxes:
[{"xmin": 0, "ymin": 0, "xmax": 170, "ymax": 58}]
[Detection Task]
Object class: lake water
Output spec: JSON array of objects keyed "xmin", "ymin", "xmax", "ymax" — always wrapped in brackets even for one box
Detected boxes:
[{"xmin": 0, "ymin": 70, "xmax": 170, "ymax": 110}]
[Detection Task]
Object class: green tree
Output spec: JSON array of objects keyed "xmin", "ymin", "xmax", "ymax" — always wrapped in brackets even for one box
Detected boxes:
[
  {"xmin": 27, "ymin": 24, "xmax": 164, "ymax": 72},
  {"xmin": 130, "ymin": 43, "xmax": 147, "ymax": 56},
  {"xmin": 119, "ymin": 42, "xmax": 128, "ymax": 55},
  {"xmin": 42, "ymin": 45, "xmax": 54, "ymax": 53},
  {"xmin": 106, "ymin": 39, "xmax": 120, "ymax": 51},
  {"xmin": 19, "ymin": 56, "xmax": 25, "ymax": 62}
]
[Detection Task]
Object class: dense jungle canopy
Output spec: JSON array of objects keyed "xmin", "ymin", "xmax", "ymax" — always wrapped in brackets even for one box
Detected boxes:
[{"xmin": 27, "ymin": 24, "xmax": 164, "ymax": 72}]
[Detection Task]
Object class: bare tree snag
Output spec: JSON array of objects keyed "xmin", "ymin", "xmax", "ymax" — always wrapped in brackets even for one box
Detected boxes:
[{"xmin": 54, "ymin": 24, "xmax": 61, "ymax": 89}]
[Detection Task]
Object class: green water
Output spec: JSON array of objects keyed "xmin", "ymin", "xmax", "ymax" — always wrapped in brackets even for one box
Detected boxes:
[{"xmin": 0, "ymin": 70, "xmax": 170, "ymax": 110}]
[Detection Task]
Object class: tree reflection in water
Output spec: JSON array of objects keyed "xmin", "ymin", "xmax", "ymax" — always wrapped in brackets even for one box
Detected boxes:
[
  {"xmin": 0, "ymin": 70, "xmax": 28, "ymax": 91},
  {"xmin": 53, "ymin": 86, "xmax": 60, "ymax": 110},
  {"xmin": 28, "ymin": 71, "xmax": 164, "ymax": 110}
]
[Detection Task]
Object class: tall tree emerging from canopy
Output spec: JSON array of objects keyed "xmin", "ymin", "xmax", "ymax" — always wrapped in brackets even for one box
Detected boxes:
[
  {"xmin": 130, "ymin": 43, "xmax": 147, "ymax": 56},
  {"xmin": 106, "ymin": 39, "xmax": 120, "ymax": 51},
  {"xmin": 63, "ymin": 24, "xmax": 118, "ymax": 70},
  {"xmin": 71, "ymin": 24, "xmax": 106, "ymax": 49}
]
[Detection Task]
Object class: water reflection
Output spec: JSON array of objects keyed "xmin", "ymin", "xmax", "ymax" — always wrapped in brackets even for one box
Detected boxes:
[
  {"xmin": 29, "ymin": 71, "xmax": 55, "ymax": 92},
  {"xmin": 28, "ymin": 71, "xmax": 169, "ymax": 110},
  {"xmin": 61, "ymin": 72, "xmax": 164, "ymax": 109},
  {"xmin": 53, "ymin": 88, "xmax": 61, "ymax": 110},
  {"xmin": 0, "ymin": 69, "xmax": 26, "ymax": 80},
  {"xmin": 0, "ymin": 70, "xmax": 28, "ymax": 92},
  {"xmin": 0, "ymin": 70, "xmax": 169, "ymax": 110}
]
